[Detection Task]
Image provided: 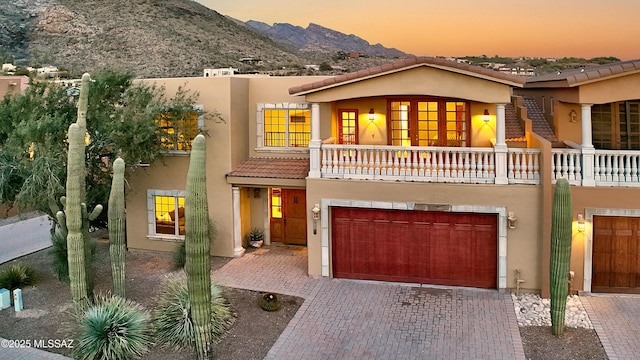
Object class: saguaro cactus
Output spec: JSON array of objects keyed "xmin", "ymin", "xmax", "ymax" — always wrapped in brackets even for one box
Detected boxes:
[
  {"xmin": 108, "ymin": 157, "xmax": 126, "ymax": 297},
  {"xmin": 550, "ymin": 178, "xmax": 573, "ymax": 336},
  {"xmin": 66, "ymin": 123, "xmax": 88, "ymax": 302},
  {"xmin": 184, "ymin": 134, "xmax": 212, "ymax": 359}
]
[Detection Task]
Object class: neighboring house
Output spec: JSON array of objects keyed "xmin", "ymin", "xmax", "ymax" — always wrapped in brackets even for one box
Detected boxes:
[
  {"xmin": 0, "ymin": 76, "xmax": 29, "ymax": 99},
  {"xmin": 126, "ymin": 57, "xmax": 640, "ymax": 297}
]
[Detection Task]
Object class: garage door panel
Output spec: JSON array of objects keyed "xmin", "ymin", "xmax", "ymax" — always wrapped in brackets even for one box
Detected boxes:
[
  {"xmin": 592, "ymin": 216, "xmax": 640, "ymax": 293},
  {"xmin": 331, "ymin": 207, "xmax": 497, "ymax": 288}
]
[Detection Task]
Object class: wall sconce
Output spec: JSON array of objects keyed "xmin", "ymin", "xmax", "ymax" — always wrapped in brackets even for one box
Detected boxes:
[
  {"xmin": 507, "ymin": 211, "xmax": 517, "ymax": 229},
  {"xmin": 311, "ymin": 204, "xmax": 320, "ymax": 234},
  {"xmin": 569, "ymin": 109, "xmax": 577, "ymax": 123},
  {"xmin": 368, "ymin": 108, "xmax": 375, "ymax": 121},
  {"xmin": 577, "ymin": 214, "xmax": 585, "ymax": 232},
  {"xmin": 483, "ymin": 109, "xmax": 490, "ymax": 123}
]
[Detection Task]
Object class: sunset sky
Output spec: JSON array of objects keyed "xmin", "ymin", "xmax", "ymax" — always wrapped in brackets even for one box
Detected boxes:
[{"xmin": 196, "ymin": 0, "xmax": 640, "ymax": 60}]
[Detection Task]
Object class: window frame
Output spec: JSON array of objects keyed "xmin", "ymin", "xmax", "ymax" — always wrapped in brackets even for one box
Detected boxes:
[
  {"xmin": 256, "ymin": 103, "xmax": 311, "ymax": 153},
  {"xmin": 147, "ymin": 189, "xmax": 186, "ymax": 241},
  {"xmin": 386, "ymin": 97, "xmax": 470, "ymax": 147},
  {"xmin": 156, "ymin": 104, "xmax": 204, "ymax": 154}
]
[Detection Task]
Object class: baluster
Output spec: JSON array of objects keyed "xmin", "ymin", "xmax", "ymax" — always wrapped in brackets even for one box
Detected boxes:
[
  {"xmin": 332, "ymin": 148, "xmax": 339, "ymax": 174},
  {"xmin": 463, "ymin": 151, "xmax": 470, "ymax": 179},
  {"xmin": 553, "ymin": 153, "xmax": 560, "ymax": 180},
  {"xmin": 411, "ymin": 150, "xmax": 419, "ymax": 177},
  {"xmin": 470, "ymin": 151, "xmax": 477, "ymax": 179},
  {"xmin": 594, "ymin": 154, "xmax": 601, "ymax": 182},
  {"xmin": 321, "ymin": 148, "xmax": 328, "ymax": 175},
  {"xmin": 631, "ymin": 155, "xmax": 638, "ymax": 183},
  {"xmin": 418, "ymin": 150, "xmax": 425, "ymax": 177},
  {"xmin": 437, "ymin": 151, "xmax": 444, "ymax": 178},
  {"xmin": 568, "ymin": 153, "xmax": 575, "ymax": 181},
  {"xmin": 508, "ymin": 152, "xmax": 515, "ymax": 180},
  {"xmin": 442, "ymin": 150, "xmax": 450, "ymax": 178},
  {"xmin": 400, "ymin": 150, "xmax": 407, "ymax": 176},
  {"xmin": 489, "ymin": 153, "xmax": 495, "ymax": 179},
  {"xmin": 450, "ymin": 150, "xmax": 458, "ymax": 179},
  {"xmin": 533, "ymin": 152, "xmax": 540, "ymax": 180},
  {"xmin": 514, "ymin": 152, "xmax": 522, "ymax": 179},
  {"xmin": 574, "ymin": 152, "xmax": 581, "ymax": 183},
  {"xmin": 354, "ymin": 149, "xmax": 361, "ymax": 175},
  {"xmin": 612, "ymin": 154, "xmax": 620, "ymax": 182},
  {"xmin": 526, "ymin": 152, "xmax": 533, "ymax": 180}
]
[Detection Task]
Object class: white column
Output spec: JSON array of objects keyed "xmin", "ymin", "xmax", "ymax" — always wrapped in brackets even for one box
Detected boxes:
[
  {"xmin": 232, "ymin": 187, "xmax": 245, "ymax": 257},
  {"xmin": 308, "ymin": 103, "xmax": 322, "ymax": 178},
  {"xmin": 581, "ymin": 104, "xmax": 594, "ymax": 148},
  {"xmin": 580, "ymin": 104, "xmax": 596, "ymax": 186},
  {"xmin": 494, "ymin": 104, "xmax": 508, "ymax": 184}
]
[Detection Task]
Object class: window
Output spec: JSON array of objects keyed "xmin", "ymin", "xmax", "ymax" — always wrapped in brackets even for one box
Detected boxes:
[
  {"xmin": 338, "ymin": 109, "xmax": 358, "ymax": 144},
  {"xmin": 592, "ymin": 101, "xmax": 640, "ymax": 150},
  {"xmin": 270, "ymin": 188, "xmax": 282, "ymax": 218},
  {"xmin": 258, "ymin": 103, "xmax": 310, "ymax": 148},
  {"xmin": 156, "ymin": 105, "xmax": 203, "ymax": 151},
  {"xmin": 147, "ymin": 190, "xmax": 185, "ymax": 238},
  {"xmin": 388, "ymin": 98, "xmax": 468, "ymax": 147}
]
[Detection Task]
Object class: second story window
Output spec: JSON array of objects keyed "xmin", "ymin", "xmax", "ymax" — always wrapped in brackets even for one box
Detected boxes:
[
  {"xmin": 258, "ymin": 103, "xmax": 310, "ymax": 149},
  {"xmin": 156, "ymin": 105, "xmax": 203, "ymax": 151}
]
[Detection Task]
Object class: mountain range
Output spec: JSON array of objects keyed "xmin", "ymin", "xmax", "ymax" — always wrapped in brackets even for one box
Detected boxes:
[{"xmin": 0, "ymin": 0, "xmax": 406, "ymax": 78}]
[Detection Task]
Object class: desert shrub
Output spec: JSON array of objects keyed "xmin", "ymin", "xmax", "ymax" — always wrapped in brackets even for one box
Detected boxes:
[
  {"xmin": 172, "ymin": 240, "xmax": 186, "ymax": 270},
  {"xmin": 259, "ymin": 293, "xmax": 281, "ymax": 312},
  {"xmin": 73, "ymin": 294, "xmax": 152, "ymax": 360},
  {"xmin": 0, "ymin": 263, "xmax": 36, "ymax": 290},
  {"xmin": 152, "ymin": 274, "xmax": 235, "ymax": 350}
]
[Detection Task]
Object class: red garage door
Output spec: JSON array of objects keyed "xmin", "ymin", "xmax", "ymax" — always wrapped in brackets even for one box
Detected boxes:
[{"xmin": 331, "ymin": 207, "xmax": 497, "ymax": 288}]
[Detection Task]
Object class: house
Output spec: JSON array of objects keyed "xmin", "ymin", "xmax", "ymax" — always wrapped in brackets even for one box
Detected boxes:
[
  {"xmin": 125, "ymin": 57, "xmax": 640, "ymax": 297},
  {"xmin": 0, "ymin": 76, "xmax": 29, "ymax": 99}
]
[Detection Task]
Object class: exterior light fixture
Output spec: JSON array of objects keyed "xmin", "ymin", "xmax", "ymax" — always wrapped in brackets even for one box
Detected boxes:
[
  {"xmin": 369, "ymin": 108, "xmax": 375, "ymax": 121},
  {"xmin": 507, "ymin": 211, "xmax": 517, "ymax": 229},
  {"xmin": 311, "ymin": 204, "xmax": 320, "ymax": 234},
  {"xmin": 483, "ymin": 109, "xmax": 490, "ymax": 123},
  {"xmin": 569, "ymin": 109, "xmax": 577, "ymax": 123},
  {"xmin": 577, "ymin": 214, "xmax": 585, "ymax": 232}
]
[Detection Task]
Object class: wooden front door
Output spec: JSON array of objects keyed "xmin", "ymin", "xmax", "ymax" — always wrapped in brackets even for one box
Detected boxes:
[
  {"xmin": 592, "ymin": 215, "xmax": 640, "ymax": 293},
  {"xmin": 331, "ymin": 207, "xmax": 497, "ymax": 288},
  {"xmin": 270, "ymin": 188, "xmax": 307, "ymax": 245}
]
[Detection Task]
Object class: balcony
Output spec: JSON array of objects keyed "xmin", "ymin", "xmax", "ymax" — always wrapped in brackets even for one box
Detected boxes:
[
  {"xmin": 316, "ymin": 143, "xmax": 540, "ymax": 185},
  {"xmin": 552, "ymin": 148, "xmax": 640, "ymax": 187}
]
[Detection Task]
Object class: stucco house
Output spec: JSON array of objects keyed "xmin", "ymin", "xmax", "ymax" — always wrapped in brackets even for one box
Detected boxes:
[{"xmin": 125, "ymin": 57, "xmax": 640, "ymax": 297}]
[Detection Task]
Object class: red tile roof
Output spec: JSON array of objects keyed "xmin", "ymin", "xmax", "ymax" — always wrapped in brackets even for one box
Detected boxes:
[
  {"xmin": 524, "ymin": 59, "xmax": 640, "ymax": 88},
  {"xmin": 227, "ymin": 157, "xmax": 309, "ymax": 179},
  {"xmin": 289, "ymin": 56, "xmax": 526, "ymax": 95}
]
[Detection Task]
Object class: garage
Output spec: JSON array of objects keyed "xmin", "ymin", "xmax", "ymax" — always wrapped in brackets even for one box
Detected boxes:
[
  {"xmin": 592, "ymin": 216, "xmax": 640, "ymax": 294},
  {"xmin": 331, "ymin": 207, "xmax": 498, "ymax": 288}
]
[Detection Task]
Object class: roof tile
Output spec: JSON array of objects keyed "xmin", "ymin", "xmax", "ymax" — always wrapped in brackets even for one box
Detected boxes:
[
  {"xmin": 289, "ymin": 56, "xmax": 526, "ymax": 95},
  {"xmin": 227, "ymin": 157, "xmax": 309, "ymax": 179}
]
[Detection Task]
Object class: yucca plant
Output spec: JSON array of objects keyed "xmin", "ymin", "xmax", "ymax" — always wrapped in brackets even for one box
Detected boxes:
[
  {"xmin": 73, "ymin": 294, "xmax": 152, "ymax": 360},
  {"xmin": 0, "ymin": 263, "xmax": 36, "ymax": 291},
  {"xmin": 152, "ymin": 274, "xmax": 235, "ymax": 351}
]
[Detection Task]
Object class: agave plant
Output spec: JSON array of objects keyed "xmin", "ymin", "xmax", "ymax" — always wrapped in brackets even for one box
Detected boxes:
[
  {"xmin": 73, "ymin": 294, "xmax": 152, "ymax": 360},
  {"xmin": 152, "ymin": 274, "xmax": 235, "ymax": 351},
  {"xmin": 0, "ymin": 263, "xmax": 36, "ymax": 291}
]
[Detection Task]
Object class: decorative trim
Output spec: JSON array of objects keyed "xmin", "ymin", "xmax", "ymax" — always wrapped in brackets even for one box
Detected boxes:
[{"xmin": 319, "ymin": 199, "xmax": 508, "ymax": 289}]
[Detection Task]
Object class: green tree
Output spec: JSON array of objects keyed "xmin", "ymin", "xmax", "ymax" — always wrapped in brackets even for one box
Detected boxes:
[{"xmin": 0, "ymin": 69, "xmax": 203, "ymax": 226}]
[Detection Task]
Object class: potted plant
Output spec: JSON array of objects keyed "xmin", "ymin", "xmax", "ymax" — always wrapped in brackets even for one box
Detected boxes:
[{"xmin": 247, "ymin": 228, "xmax": 264, "ymax": 248}]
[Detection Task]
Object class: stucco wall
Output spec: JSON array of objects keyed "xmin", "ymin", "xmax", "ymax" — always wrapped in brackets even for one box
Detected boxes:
[{"xmin": 305, "ymin": 179, "xmax": 543, "ymax": 292}]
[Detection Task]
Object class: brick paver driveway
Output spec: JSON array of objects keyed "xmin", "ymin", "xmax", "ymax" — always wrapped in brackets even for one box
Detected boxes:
[
  {"xmin": 213, "ymin": 245, "xmax": 525, "ymax": 360},
  {"xmin": 582, "ymin": 294, "xmax": 640, "ymax": 360}
]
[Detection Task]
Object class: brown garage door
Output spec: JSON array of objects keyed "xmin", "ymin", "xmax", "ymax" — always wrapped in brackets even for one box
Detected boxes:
[
  {"xmin": 592, "ymin": 216, "xmax": 640, "ymax": 294},
  {"xmin": 331, "ymin": 207, "xmax": 497, "ymax": 288}
]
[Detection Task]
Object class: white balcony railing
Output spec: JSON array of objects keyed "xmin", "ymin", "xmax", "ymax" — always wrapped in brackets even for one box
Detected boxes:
[
  {"xmin": 508, "ymin": 148, "xmax": 541, "ymax": 184},
  {"xmin": 552, "ymin": 148, "xmax": 640, "ymax": 187},
  {"xmin": 320, "ymin": 144, "xmax": 541, "ymax": 184}
]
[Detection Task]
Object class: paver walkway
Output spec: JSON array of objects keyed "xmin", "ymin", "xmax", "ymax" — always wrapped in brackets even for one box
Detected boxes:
[
  {"xmin": 582, "ymin": 294, "xmax": 640, "ymax": 360},
  {"xmin": 213, "ymin": 245, "xmax": 526, "ymax": 360}
]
